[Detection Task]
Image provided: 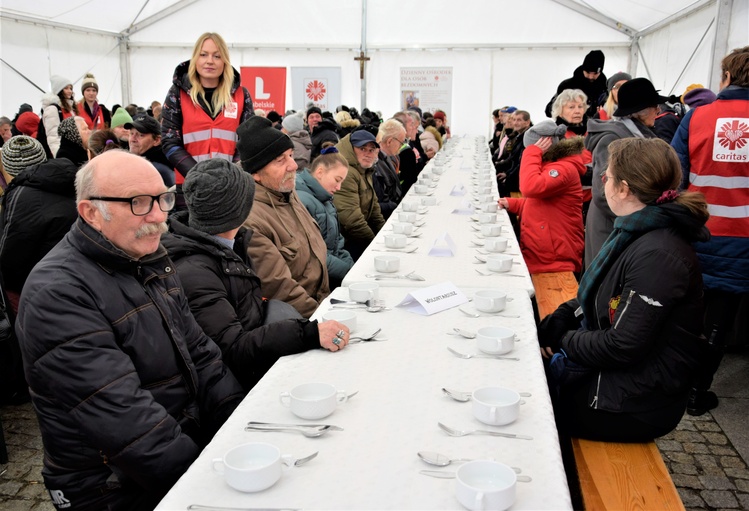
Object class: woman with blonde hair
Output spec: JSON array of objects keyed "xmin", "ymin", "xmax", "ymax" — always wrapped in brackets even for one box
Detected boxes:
[
  {"xmin": 161, "ymin": 32, "xmax": 253, "ymax": 204},
  {"xmin": 538, "ymin": 137, "xmax": 709, "ymax": 442}
]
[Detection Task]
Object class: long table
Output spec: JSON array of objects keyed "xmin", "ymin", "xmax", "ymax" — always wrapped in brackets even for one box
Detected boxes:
[{"xmin": 155, "ymin": 136, "xmax": 572, "ymax": 510}]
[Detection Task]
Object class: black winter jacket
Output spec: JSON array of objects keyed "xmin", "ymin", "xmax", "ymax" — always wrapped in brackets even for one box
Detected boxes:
[
  {"xmin": 162, "ymin": 212, "xmax": 321, "ymax": 391},
  {"xmin": 161, "ymin": 61, "xmax": 253, "ymax": 179},
  {"xmin": 0, "ymin": 159, "xmax": 78, "ymax": 295},
  {"xmin": 16, "ymin": 218, "xmax": 243, "ymax": 504},
  {"xmin": 373, "ymin": 152, "xmax": 401, "ymax": 219},
  {"xmin": 561, "ymin": 205, "xmax": 707, "ymax": 422}
]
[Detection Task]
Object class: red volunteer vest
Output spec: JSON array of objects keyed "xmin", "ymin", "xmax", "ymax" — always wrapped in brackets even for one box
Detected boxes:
[
  {"xmin": 176, "ymin": 88, "xmax": 244, "ymax": 185},
  {"xmin": 687, "ymin": 100, "xmax": 749, "ymax": 238},
  {"xmin": 77, "ymin": 101, "xmax": 105, "ymax": 130}
]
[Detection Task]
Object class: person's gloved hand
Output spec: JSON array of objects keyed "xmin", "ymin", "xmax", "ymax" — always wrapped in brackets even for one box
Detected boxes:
[{"xmin": 537, "ymin": 299, "xmax": 580, "ymax": 353}]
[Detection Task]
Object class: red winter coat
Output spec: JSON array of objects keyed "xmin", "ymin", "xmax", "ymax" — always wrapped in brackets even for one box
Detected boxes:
[{"xmin": 505, "ymin": 139, "xmax": 587, "ymax": 273}]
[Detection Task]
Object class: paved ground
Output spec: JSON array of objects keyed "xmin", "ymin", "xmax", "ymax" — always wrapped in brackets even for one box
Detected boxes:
[{"xmin": 1, "ymin": 351, "xmax": 747, "ymax": 510}]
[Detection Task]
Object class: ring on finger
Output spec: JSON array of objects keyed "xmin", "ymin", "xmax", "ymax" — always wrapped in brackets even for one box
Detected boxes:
[
  {"xmin": 336, "ymin": 329, "xmax": 345, "ymax": 338},
  {"xmin": 332, "ymin": 336, "xmax": 341, "ymax": 346}
]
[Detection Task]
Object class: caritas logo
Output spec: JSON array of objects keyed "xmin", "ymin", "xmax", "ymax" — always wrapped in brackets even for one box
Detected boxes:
[
  {"xmin": 305, "ymin": 79, "xmax": 327, "ymax": 103},
  {"xmin": 713, "ymin": 118, "xmax": 749, "ymax": 162}
]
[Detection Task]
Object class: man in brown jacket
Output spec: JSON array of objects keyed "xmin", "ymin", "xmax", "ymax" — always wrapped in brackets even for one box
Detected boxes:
[
  {"xmin": 237, "ymin": 116, "xmax": 330, "ymax": 317},
  {"xmin": 334, "ymin": 129, "xmax": 386, "ymax": 260}
]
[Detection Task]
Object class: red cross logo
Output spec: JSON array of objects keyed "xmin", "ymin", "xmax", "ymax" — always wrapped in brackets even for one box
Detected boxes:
[
  {"xmin": 717, "ymin": 119, "xmax": 749, "ymax": 151},
  {"xmin": 305, "ymin": 80, "xmax": 326, "ymax": 102}
]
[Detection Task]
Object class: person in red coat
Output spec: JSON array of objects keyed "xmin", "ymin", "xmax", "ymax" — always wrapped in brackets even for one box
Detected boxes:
[{"xmin": 499, "ymin": 121, "xmax": 587, "ymax": 274}]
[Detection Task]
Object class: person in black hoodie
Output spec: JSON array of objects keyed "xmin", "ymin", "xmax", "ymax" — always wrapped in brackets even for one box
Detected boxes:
[
  {"xmin": 162, "ymin": 159, "xmax": 350, "ymax": 392},
  {"xmin": 0, "ymin": 138, "xmax": 78, "ymax": 313},
  {"xmin": 538, "ymin": 138, "xmax": 709, "ymax": 442},
  {"xmin": 546, "ymin": 50, "xmax": 608, "ymax": 119},
  {"xmin": 55, "ymin": 116, "xmax": 90, "ymax": 168}
]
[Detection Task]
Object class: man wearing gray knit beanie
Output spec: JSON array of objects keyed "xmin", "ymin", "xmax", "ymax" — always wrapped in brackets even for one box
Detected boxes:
[
  {"xmin": 236, "ymin": 116, "xmax": 332, "ymax": 318},
  {"xmin": 162, "ymin": 158, "xmax": 350, "ymax": 392}
]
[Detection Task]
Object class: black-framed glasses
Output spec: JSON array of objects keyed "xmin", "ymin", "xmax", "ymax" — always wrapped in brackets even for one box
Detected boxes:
[{"xmin": 88, "ymin": 192, "xmax": 176, "ymax": 216}]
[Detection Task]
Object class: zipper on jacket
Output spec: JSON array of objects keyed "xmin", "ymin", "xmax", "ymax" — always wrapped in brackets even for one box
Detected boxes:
[
  {"xmin": 590, "ymin": 372, "xmax": 602, "ymax": 409},
  {"xmin": 614, "ymin": 289, "xmax": 636, "ymax": 329}
]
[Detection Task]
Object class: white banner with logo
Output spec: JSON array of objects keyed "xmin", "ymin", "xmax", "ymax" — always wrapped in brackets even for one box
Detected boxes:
[
  {"xmin": 400, "ymin": 67, "xmax": 453, "ymax": 118},
  {"xmin": 291, "ymin": 67, "xmax": 342, "ymax": 112}
]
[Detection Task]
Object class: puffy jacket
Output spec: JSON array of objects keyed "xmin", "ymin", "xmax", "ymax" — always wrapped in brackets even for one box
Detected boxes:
[
  {"xmin": 334, "ymin": 134, "xmax": 385, "ymax": 245},
  {"xmin": 0, "ymin": 159, "xmax": 78, "ymax": 298},
  {"xmin": 505, "ymin": 138, "xmax": 587, "ymax": 273},
  {"xmin": 672, "ymin": 85, "xmax": 749, "ymax": 294},
  {"xmin": 163, "ymin": 212, "xmax": 321, "ymax": 391},
  {"xmin": 38, "ymin": 93, "xmax": 70, "ymax": 158},
  {"xmin": 296, "ymin": 170, "xmax": 354, "ymax": 285},
  {"xmin": 161, "ymin": 61, "xmax": 253, "ymax": 179},
  {"xmin": 584, "ymin": 117, "xmax": 656, "ymax": 266},
  {"xmin": 546, "ymin": 66, "xmax": 608, "ymax": 118},
  {"xmin": 289, "ymin": 130, "xmax": 313, "ymax": 170},
  {"xmin": 561, "ymin": 204, "xmax": 708, "ymax": 422},
  {"xmin": 243, "ymin": 183, "xmax": 330, "ymax": 318},
  {"xmin": 16, "ymin": 218, "xmax": 243, "ymax": 506}
]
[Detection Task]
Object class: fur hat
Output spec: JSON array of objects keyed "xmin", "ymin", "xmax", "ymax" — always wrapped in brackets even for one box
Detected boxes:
[
  {"xmin": 683, "ymin": 88, "xmax": 717, "ymax": 108},
  {"xmin": 184, "ymin": 159, "xmax": 255, "ymax": 235},
  {"xmin": 582, "ymin": 50, "xmax": 605, "ymax": 73},
  {"xmin": 1, "ymin": 135, "xmax": 47, "ymax": 177},
  {"xmin": 523, "ymin": 120, "xmax": 568, "ymax": 147},
  {"xmin": 282, "ymin": 112, "xmax": 304, "ymax": 133},
  {"xmin": 237, "ymin": 116, "xmax": 294, "ymax": 174},
  {"xmin": 50, "ymin": 75, "xmax": 72, "ymax": 95},
  {"xmin": 110, "ymin": 107, "xmax": 133, "ymax": 129},
  {"xmin": 81, "ymin": 73, "xmax": 99, "ymax": 94},
  {"xmin": 58, "ymin": 117, "xmax": 83, "ymax": 148},
  {"xmin": 606, "ymin": 72, "xmax": 632, "ymax": 91},
  {"xmin": 16, "ymin": 112, "xmax": 41, "ymax": 138},
  {"xmin": 614, "ymin": 78, "xmax": 669, "ymax": 117}
]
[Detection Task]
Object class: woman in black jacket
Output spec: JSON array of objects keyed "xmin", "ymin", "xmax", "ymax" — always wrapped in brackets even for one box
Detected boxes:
[
  {"xmin": 162, "ymin": 159, "xmax": 350, "ymax": 392},
  {"xmin": 539, "ymin": 138, "xmax": 709, "ymax": 442}
]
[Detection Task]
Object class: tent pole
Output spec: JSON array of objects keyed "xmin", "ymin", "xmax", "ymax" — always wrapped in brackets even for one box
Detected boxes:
[
  {"xmin": 360, "ymin": 0, "xmax": 368, "ymax": 110},
  {"xmin": 668, "ymin": 17, "xmax": 716, "ymax": 95},
  {"xmin": 709, "ymin": 0, "xmax": 732, "ymax": 89},
  {"xmin": 119, "ymin": 36, "xmax": 132, "ymax": 107},
  {"xmin": 628, "ymin": 36, "xmax": 640, "ymax": 77}
]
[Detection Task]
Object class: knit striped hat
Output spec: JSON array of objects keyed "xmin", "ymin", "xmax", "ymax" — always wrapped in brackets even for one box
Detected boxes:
[
  {"xmin": 1, "ymin": 135, "xmax": 47, "ymax": 177},
  {"xmin": 81, "ymin": 73, "xmax": 98, "ymax": 94}
]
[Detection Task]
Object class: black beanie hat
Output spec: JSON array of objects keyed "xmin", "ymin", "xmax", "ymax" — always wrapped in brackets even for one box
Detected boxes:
[
  {"xmin": 306, "ymin": 106, "xmax": 322, "ymax": 119},
  {"xmin": 183, "ymin": 159, "xmax": 255, "ymax": 234},
  {"xmin": 582, "ymin": 50, "xmax": 605, "ymax": 73},
  {"xmin": 237, "ymin": 116, "xmax": 294, "ymax": 174}
]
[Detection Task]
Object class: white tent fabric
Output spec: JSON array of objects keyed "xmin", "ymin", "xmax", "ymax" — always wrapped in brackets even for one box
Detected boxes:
[{"xmin": 1, "ymin": 0, "xmax": 746, "ymax": 136}]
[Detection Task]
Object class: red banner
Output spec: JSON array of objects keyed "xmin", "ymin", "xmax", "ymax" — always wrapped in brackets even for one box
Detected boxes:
[{"xmin": 240, "ymin": 67, "xmax": 287, "ymax": 114}]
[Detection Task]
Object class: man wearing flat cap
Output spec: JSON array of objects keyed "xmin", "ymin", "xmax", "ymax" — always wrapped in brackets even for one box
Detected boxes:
[
  {"xmin": 237, "ymin": 116, "xmax": 330, "ymax": 317},
  {"xmin": 163, "ymin": 159, "xmax": 351, "ymax": 392},
  {"xmin": 334, "ymin": 129, "xmax": 386, "ymax": 260}
]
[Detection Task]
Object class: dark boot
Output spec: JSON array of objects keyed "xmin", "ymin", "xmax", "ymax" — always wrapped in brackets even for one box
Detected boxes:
[{"xmin": 687, "ymin": 388, "xmax": 719, "ymax": 416}]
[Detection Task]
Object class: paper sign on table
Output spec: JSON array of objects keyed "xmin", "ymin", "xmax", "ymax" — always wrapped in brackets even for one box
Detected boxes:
[
  {"xmin": 395, "ymin": 281, "xmax": 468, "ymax": 315},
  {"xmin": 450, "ymin": 184, "xmax": 466, "ymax": 196},
  {"xmin": 428, "ymin": 232, "xmax": 457, "ymax": 257},
  {"xmin": 451, "ymin": 199, "xmax": 474, "ymax": 215}
]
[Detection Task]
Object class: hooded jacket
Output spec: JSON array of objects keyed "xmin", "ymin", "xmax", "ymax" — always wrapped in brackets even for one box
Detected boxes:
[
  {"xmin": 334, "ymin": 134, "xmax": 386, "ymax": 246},
  {"xmin": 243, "ymin": 183, "xmax": 329, "ymax": 317},
  {"xmin": 505, "ymin": 138, "xmax": 587, "ymax": 273},
  {"xmin": 295, "ymin": 170, "xmax": 353, "ymax": 286},
  {"xmin": 38, "ymin": 93, "xmax": 67, "ymax": 157},
  {"xmin": 289, "ymin": 130, "xmax": 313, "ymax": 170},
  {"xmin": 561, "ymin": 203, "xmax": 708, "ymax": 423},
  {"xmin": 163, "ymin": 212, "xmax": 321, "ymax": 391},
  {"xmin": 310, "ymin": 119, "xmax": 340, "ymax": 159},
  {"xmin": 16, "ymin": 218, "xmax": 243, "ymax": 507},
  {"xmin": 584, "ymin": 117, "xmax": 656, "ymax": 266},
  {"xmin": 161, "ymin": 61, "xmax": 254, "ymax": 179},
  {"xmin": 546, "ymin": 66, "xmax": 608, "ymax": 118},
  {"xmin": 0, "ymin": 159, "xmax": 78, "ymax": 297}
]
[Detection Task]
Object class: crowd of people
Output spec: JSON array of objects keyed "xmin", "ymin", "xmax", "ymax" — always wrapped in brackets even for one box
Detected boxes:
[{"xmin": 0, "ymin": 32, "xmax": 746, "ymax": 509}]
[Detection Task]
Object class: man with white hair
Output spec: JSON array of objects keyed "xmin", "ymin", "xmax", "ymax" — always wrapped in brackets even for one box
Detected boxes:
[{"xmin": 16, "ymin": 150, "xmax": 243, "ymax": 510}]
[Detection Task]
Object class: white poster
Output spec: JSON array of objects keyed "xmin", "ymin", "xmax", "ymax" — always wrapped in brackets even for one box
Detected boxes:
[
  {"xmin": 291, "ymin": 67, "xmax": 342, "ymax": 112},
  {"xmin": 400, "ymin": 67, "xmax": 453, "ymax": 119}
]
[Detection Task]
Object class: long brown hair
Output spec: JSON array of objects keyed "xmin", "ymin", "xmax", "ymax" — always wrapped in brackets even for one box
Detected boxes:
[
  {"xmin": 187, "ymin": 32, "xmax": 235, "ymax": 117},
  {"xmin": 608, "ymin": 138, "xmax": 709, "ymax": 220}
]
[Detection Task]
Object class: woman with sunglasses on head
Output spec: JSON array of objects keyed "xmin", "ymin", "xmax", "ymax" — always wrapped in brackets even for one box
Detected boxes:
[
  {"xmin": 161, "ymin": 32, "xmax": 253, "ymax": 206},
  {"xmin": 537, "ymin": 138, "xmax": 709, "ymax": 442}
]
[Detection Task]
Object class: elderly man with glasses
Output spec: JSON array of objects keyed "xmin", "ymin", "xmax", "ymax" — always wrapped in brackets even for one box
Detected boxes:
[
  {"xmin": 16, "ymin": 150, "xmax": 243, "ymax": 511},
  {"xmin": 334, "ymin": 128, "xmax": 386, "ymax": 260}
]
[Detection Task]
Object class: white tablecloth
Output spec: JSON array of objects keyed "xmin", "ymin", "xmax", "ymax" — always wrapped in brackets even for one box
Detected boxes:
[{"xmin": 155, "ymin": 137, "xmax": 571, "ymax": 510}]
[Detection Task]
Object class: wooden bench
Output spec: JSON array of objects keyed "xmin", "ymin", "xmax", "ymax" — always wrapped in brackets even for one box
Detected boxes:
[{"xmin": 531, "ymin": 271, "xmax": 685, "ymax": 511}]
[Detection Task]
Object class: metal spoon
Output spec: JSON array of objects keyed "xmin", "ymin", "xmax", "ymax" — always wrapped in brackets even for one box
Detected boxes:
[
  {"xmin": 438, "ymin": 422, "xmax": 533, "ymax": 440},
  {"xmin": 442, "ymin": 388, "xmax": 531, "ymax": 402},
  {"xmin": 419, "ymin": 469, "xmax": 532, "ymax": 483},
  {"xmin": 244, "ymin": 423, "xmax": 340, "ymax": 437},
  {"xmin": 474, "ymin": 269, "xmax": 525, "ymax": 278},
  {"xmin": 330, "ymin": 305, "xmax": 390, "ymax": 313},
  {"xmin": 418, "ymin": 451, "xmax": 522, "ymax": 474},
  {"xmin": 349, "ymin": 328, "xmax": 383, "ymax": 342},
  {"xmin": 459, "ymin": 307, "xmax": 519, "ymax": 319},
  {"xmin": 447, "ymin": 347, "xmax": 519, "ymax": 361},
  {"xmin": 371, "ymin": 246, "xmax": 418, "ymax": 253},
  {"xmin": 330, "ymin": 298, "xmax": 383, "ymax": 307},
  {"xmin": 448, "ymin": 327, "xmax": 476, "ymax": 339}
]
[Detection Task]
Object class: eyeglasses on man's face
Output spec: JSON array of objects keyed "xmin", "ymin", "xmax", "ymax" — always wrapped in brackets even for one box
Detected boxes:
[{"xmin": 89, "ymin": 191, "xmax": 176, "ymax": 216}]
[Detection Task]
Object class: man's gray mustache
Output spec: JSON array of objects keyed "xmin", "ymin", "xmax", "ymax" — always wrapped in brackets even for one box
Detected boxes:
[{"xmin": 135, "ymin": 222, "xmax": 168, "ymax": 239}]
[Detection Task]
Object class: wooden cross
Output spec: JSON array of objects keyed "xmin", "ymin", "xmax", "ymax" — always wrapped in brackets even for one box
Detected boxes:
[{"xmin": 354, "ymin": 51, "xmax": 370, "ymax": 79}]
